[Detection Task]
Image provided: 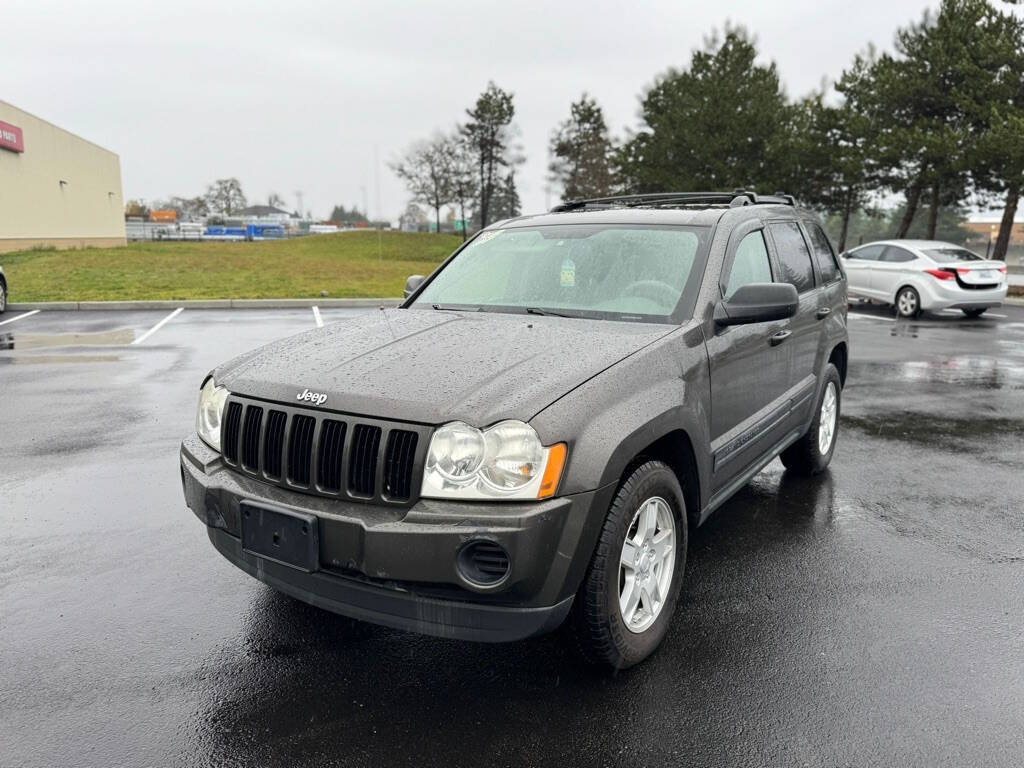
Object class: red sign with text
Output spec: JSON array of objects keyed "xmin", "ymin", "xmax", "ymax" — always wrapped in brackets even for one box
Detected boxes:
[{"xmin": 0, "ymin": 121, "xmax": 25, "ymax": 153}]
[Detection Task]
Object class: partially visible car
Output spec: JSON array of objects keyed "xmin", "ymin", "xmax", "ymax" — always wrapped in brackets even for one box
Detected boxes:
[
  {"xmin": 0, "ymin": 265, "xmax": 7, "ymax": 314},
  {"xmin": 841, "ymin": 240, "xmax": 1007, "ymax": 318}
]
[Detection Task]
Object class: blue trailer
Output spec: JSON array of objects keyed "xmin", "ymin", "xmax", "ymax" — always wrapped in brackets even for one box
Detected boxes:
[{"xmin": 245, "ymin": 224, "xmax": 285, "ymax": 240}]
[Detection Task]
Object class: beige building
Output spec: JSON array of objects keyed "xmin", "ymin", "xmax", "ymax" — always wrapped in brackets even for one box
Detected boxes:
[{"xmin": 0, "ymin": 101, "xmax": 126, "ymax": 254}]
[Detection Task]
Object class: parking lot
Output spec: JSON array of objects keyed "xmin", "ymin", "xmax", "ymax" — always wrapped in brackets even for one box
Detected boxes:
[{"xmin": 2, "ymin": 302, "xmax": 1024, "ymax": 767}]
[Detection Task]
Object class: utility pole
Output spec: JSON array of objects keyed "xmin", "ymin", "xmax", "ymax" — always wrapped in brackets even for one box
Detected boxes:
[
  {"xmin": 294, "ymin": 190, "xmax": 304, "ymax": 220},
  {"xmin": 374, "ymin": 144, "xmax": 382, "ymax": 224}
]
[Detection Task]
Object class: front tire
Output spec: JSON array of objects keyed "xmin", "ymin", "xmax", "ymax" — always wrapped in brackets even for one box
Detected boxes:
[
  {"xmin": 0, "ymin": 281, "xmax": 6, "ymax": 314},
  {"xmin": 962, "ymin": 308, "xmax": 987, "ymax": 318},
  {"xmin": 780, "ymin": 363, "xmax": 842, "ymax": 476},
  {"xmin": 895, "ymin": 286, "xmax": 921, "ymax": 318},
  {"xmin": 572, "ymin": 461, "xmax": 687, "ymax": 669}
]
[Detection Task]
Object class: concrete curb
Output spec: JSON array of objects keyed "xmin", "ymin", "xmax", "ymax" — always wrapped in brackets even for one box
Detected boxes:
[{"xmin": 7, "ymin": 298, "xmax": 404, "ymax": 311}]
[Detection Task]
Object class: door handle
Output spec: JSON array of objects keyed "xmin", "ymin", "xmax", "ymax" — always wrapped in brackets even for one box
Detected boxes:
[
  {"xmin": 770, "ymin": 330, "xmax": 792, "ymax": 346},
  {"xmin": 816, "ymin": 307, "xmax": 831, "ymax": 320}
]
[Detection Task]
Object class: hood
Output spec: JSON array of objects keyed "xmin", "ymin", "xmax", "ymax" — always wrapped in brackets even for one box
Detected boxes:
[{"xmin": 215, "ymin": 308, "xmax": 674, "ymax": 426}]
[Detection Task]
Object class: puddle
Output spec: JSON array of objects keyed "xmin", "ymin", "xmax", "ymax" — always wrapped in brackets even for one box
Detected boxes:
[
  {"xmin": 843, "ymin": 412, "xmax": 1023, "ymax": 448},
  {"xmin": 853, "ymin": 358, "xmax": 1024, "ymax": 389},
  {"xmin": 0, "ymin": 329, "xmax": 135, "ymax": 350}
]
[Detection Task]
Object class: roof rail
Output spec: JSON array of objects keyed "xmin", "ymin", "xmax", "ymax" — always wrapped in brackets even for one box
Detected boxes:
[{"xmin": 550, "ymin": 190, "xmax": 795, "ymax": 212}]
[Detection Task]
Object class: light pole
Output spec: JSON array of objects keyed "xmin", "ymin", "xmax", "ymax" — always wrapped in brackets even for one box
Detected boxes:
[{"xmin": 986, "ymin": 223, "xmax": 995, "ymax": 258}]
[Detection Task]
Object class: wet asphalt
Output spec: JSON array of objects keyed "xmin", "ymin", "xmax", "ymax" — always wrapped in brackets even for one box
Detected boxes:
[{"xmin": 2, "ymin": 303, "xmax": 1023, "ymax": 767}]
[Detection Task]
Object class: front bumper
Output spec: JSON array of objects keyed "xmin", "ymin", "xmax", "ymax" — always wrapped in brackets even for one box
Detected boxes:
[{"xmin": 180, "ymin": 434, "xmax": 612, "ymax": 642}]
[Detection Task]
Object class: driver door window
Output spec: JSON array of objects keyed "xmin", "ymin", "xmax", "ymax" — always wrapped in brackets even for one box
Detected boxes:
[{"xmin": 724, "ymin": 231, "xmax": 773, "ymax": 299}]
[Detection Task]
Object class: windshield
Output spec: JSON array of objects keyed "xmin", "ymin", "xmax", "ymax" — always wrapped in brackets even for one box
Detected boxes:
[
  {"xmin": 412, "ymin": 224, "xmax": 708, "ymax": 321},
  {"xmin": 924, "ymin": 247, "xmax": 984, "ymax": 263}
]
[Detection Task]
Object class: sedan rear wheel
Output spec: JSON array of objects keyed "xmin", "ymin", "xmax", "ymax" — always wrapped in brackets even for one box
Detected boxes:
[{"xmin": 895, "ymin": 286, "xmax": 921, "ymax": 318}]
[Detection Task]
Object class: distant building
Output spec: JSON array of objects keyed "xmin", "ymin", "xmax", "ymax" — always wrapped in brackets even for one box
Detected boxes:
[
  {"xmin": 962, "ymin": 219, "xmax": 1024, "ymax": 245},
  {"xmin": 0, "ymin": 100, "xmax": 126, "ymax": 253},
  {"xmin": 237, "ymin": 205, "xmax": 297, "ymax": 223}
]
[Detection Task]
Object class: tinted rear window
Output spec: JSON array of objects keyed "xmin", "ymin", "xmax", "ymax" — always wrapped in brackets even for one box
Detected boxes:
[
  {"xmin": 806, "ymin": 224, "xmax": 840, "ymax": 282},
  {"xmin": 850, "ymin": 244, "xmax": 884, "ymax": 260},
  {"xmin": 769, "ymin": 222, "xmax": 816, "ymax": 293}
]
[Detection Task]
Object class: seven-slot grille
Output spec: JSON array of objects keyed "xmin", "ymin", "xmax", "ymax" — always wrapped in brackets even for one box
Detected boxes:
[{"xmin": 220, "ymin": 396, "xmax": 426, "ymax": 504}]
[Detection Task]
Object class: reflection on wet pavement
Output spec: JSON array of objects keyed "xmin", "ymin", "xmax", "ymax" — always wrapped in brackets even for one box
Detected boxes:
[{"xmin": 0, "ymin": 328, "xmax": 135, "ymax": 350}]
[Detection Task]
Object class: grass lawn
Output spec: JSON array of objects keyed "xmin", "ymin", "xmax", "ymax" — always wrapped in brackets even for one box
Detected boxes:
[{"xmin": 1, "ymin": 231, "xmax": 462, "ymax": 301}]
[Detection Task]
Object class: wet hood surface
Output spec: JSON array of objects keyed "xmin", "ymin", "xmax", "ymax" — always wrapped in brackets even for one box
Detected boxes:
[{"xmin": 215, "ymin": 308, "xmax": 674, "ymax": 425}]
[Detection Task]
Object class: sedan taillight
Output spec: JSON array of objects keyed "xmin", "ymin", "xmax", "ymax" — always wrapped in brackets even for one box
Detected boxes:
[{"xmin": 924, "ymin": 269, "xmax": 955, "ymax": 281}]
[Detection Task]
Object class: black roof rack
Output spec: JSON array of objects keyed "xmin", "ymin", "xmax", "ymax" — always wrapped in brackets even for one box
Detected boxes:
[{"xmin": 550, "ymin": 189, "xmax": 795, "ymax": 213}]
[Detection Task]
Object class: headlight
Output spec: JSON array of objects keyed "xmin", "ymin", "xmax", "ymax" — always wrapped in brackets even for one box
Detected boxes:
[
  {"xmin": 196, "ymin": 378, "xmax": 230, "ymax": 452},
  {"xmin": 421, "ymin": 420, "xmax": 567, "ymax": 500}
]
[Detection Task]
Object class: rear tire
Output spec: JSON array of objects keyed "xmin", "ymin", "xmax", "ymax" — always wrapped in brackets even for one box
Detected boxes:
[
  {"xmin": 572, "ymin": 461, "xmax": 687, "ymax": 669},
  {"xmin": 962, "ymin": 308, "xmax": 986, "ymax": 318},
  {"xmin": 780, "ymin": 363, "xmax": 842, "ymax": 476},
  {"xmin": 895, "ymin": 286, "xmax": 921, "ymax": 318},
  {"xmin": 0, "ymin": 280, "xmax": 6, "ymax": 314}
]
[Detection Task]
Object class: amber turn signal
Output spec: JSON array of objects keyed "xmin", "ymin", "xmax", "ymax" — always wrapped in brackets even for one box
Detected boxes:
[{"xmin": 537, "ymin": 443, "xmax": 567, "ymax": 499}]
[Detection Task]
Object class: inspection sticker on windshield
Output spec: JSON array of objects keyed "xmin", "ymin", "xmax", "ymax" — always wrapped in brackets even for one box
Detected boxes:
[{"xmin": 560, "ymin": 258, "xmax": 576, "ymax": 287}]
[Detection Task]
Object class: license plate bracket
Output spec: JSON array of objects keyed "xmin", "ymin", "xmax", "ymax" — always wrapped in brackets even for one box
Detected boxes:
[{"xmin": 240, "ymin": 501, "xmax": 319, "ymax": 572}]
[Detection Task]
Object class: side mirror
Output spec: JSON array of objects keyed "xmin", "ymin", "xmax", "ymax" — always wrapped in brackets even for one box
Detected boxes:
[
  {"xmin": 714, "ymin": 283, "xmax": 798, "ymax": 326},
  {"xmin": 403, "ymin": 274, "xmax": 425, "ymax": 299}
]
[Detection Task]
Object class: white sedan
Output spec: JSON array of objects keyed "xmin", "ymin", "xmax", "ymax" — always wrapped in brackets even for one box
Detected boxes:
[{"xmin": 841, "ymin": 240, "xmax": 1007, "ymax": 318}]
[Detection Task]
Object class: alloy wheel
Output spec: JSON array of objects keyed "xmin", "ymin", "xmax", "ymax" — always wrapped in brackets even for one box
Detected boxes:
[
  {"xmin": 897, "ymin": 289, "xmax": 918, "ymax": 317},
  {"xmin": 818, "ymin": 381, "xmax": 838, "ymax": 455},
  {"xmin": 618, "ymin": 496, "xmax": 676, "ymax": 633}
]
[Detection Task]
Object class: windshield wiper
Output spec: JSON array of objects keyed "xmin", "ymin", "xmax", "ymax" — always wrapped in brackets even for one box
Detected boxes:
[
  {"xmin": 431, "ymin": 304, "xmax": 479, "ymax": 312},
  {"xmin": 524, "ymin": 307, "xmax": 574, "ymax": 318}
]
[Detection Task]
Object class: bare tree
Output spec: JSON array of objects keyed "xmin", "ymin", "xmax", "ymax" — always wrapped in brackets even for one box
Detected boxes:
[
  {"xmin": 267, "ymin": 191, "xmax": 286, "ymax": 209},
  {"xmin": 204, "ymin": 178, "xmax": 247, "ymax": 216},
  {"xmin": 391, "ymin": 135, "xmax": 455, "ymax": 233}
]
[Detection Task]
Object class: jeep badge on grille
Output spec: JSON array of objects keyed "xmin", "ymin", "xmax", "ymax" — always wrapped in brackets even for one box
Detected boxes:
[{"xmin": 297, "ymin": 388, "xmax": 328, "ymax": 406}]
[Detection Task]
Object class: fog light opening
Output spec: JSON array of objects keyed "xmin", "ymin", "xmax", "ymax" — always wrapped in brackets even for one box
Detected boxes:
[{"xmin": 457, "ymin": 540, "xmax": 511, "ymax": 587}]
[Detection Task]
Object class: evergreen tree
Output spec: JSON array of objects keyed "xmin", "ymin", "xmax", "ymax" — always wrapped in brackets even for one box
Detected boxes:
[
  {"xmin": 461, "ymin": 83, "xmax": 517, "ymax": 227},
  {"xmin": 548, "ymin": 94, "xmax": 616, "ymax": 201},
  {"xmin": 618, "ymin": 27, "xmax": 791, "ymax": 194}
]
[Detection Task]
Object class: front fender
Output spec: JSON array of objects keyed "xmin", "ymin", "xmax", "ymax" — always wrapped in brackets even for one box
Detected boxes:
[{"xmin": 530, "ymin": 324, "xmax": 711, "ymax": 509}]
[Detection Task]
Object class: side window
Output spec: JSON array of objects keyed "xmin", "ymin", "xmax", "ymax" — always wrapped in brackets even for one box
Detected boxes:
[
  {"xmin": 724, "ymin": 231, "xmax": 773, "ymax": 299},
  {"xmin": 807, "ymin": 224, "xmax": 841, "ymax": 283},
  {"xmin": 850, "ymin": 244, "xmax": 884, "ymax": 261},
  {"xmin": 880, "ymin": 246, "xmax": 916, "ymax": 263},
  {"xmin": 768, "ymin": 222, "xmax": 816, "ymax": 293}
]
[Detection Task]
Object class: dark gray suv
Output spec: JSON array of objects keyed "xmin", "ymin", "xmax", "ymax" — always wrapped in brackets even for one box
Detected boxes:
[{"xmin": 180, "ymin": 191, "xmax": 849, "ymax": 668}]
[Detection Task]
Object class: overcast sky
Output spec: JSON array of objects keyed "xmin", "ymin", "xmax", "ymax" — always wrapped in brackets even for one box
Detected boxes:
[{"xmin": 3, "ymin": 0, "xmax": 957, "ymax": 221}]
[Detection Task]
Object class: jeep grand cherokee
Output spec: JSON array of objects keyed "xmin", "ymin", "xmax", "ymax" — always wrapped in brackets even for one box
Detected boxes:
[{"xmin": 180, "ymin": 191, "xmax": 849, "ymax": 668}]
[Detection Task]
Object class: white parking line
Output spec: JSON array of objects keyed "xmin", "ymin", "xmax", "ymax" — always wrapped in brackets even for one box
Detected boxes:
[
  {"xmin": 988, "ymin": 313, "xmax": 1007, "ymax": 319},
  {"xmin": 131, "ymin": 307, "xmax": 183, "ymax": 345},
  {"xmin": 848, "ymin": 312, "xmax": 895, "ymax": 323},
  {"xmin": 312, "ymin": 306, "xmax": 323, "ymax": 328},
  {"xmin": 0, "ymin": 309, "xmax": 40, "ymax": 327}
]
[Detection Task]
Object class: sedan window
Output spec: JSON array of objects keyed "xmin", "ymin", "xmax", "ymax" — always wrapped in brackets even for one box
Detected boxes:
[
  {"xmin": 880, "ymin": 246, "xmax": 916, "ymax": 263},
  {"xmin": 924, "ymin": 247, "xmax": 984, "ymax": 263},
  {"xmin": 849, "ymin": 244, "xmax": 884, "ymax": 261}
]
